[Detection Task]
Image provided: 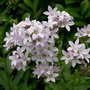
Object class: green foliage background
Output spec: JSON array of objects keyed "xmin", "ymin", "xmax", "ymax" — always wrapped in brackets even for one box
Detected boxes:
[{"xmin": 0, "ymin": 0, "xmax": 90, "ymax": 90}]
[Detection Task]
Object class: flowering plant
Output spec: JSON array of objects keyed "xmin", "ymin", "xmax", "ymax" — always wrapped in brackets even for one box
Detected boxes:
[{"xmin": 3, "ymin": 5, "xmax": 90, "ymax": 84}]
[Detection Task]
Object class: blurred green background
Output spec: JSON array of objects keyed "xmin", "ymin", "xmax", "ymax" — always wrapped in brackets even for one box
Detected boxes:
[{"xmin": 0, "ymin": 0, "xmax": 90, "ymax": 90}]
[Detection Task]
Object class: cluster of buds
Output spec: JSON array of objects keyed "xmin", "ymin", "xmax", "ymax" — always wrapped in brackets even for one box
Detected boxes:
[{"xmin": 4, "ymin": 6, "xmax": 74, "ymax": 82}]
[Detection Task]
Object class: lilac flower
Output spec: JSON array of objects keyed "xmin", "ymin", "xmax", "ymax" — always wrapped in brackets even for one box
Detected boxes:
[
  {"xmin": 9, "ymin": 47, "xmax": 30, "ymax": 71},
  {"xmin": 61, "ymin": 39, "xmax": 90, "ymax": 67},
  {"xmin": 75, "ymin": 24, "xmax": 90, "ymax": 38},
  {"xmin": 61, "ymin": 50, "xmax": 73, "ymax": 64},
  {"xmin": 33, "ymin": 64, "xmax": 59, "ymax": 82},
  {"xmin": 3, "ymin": 6, "xmax": 75, "ymax": 82},
  {"xmin": 44, "ymin": 6, "xmax": 74, "ymax": 31},
  {"xmin": 42, "ymin": 19, "xmax": 57, "ymax": 29},
  {"xmin": 43, "ymin": 6, "xmax": 59, "ymax": 20}
]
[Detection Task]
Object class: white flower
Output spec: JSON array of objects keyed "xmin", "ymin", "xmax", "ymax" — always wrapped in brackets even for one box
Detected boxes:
[
  {"xmin": 42, "ymin": 19, "xmax": 57, "ymax": 29},
  {"xmin": 75, "ymin": 28, "xmax": 86, "ymax": 38},
  {"xmin": 43, "ymin": 6, "xmax": 59, "ymax": 20},
  {"xmin": 71, "ymin": 58, "xmax": 81, "ymax": 67},
  {"xmin": 68, "ymin": 39, "xmax": 80, "ymax": 52},
  {"xmin": 46, "ymin": 73, "xmax": 59, "ymax": 82},
  {"xmin": 61, "ymin": 39, "xmax": 90, "ymax": 67},
  {"xmin": 4, "ymin": 6, "xmax": 76, "ymax": 82},
  {"xmin": 33, "ymin": 64, "xmax": 59, "ymax": 82},
  {"xmin": 15, "ymin": 17, "xmax": 31, "ymax": 28},
  {"xmin": 33, "ymin": 64, "xmax": 46, "ymax": 78},
  {"xmin": 9, "ymin": 47, "xmax": 30, "ymax": 71},
  {"xmin": 3, "ymin": 21, "xmax": 29, "ymax": 49},
  {"xmin": 75, "ymin": 24, "xmax": 90, "ymax": 42},
  {"xmin": 68, "ymin": 39, "xmax": 89, "ymax": 59},
  {"xmin": 61, "ymin": 50, "xmax": 73, "ymax": 64},
  {"xmin": 31, "ymin": 44, "xmax": 58, "ymax": 65},
  {"xmin": 48, "ymin": 28, "xmax": 59, "ymax": 44},
  {"xmin": 57, "ymin": 11, "xmax": 74, "ymax": 31},
  {"xmin": 27, "ymin": 20, "xmax": 44, "ymax": 40},
  {"xmin": 3, "ymin": 32, "xmax": 14, "ymax": 50},
  {"xmin": 44, "ymin": 6, "xmax": 74, "ymax": 31}
]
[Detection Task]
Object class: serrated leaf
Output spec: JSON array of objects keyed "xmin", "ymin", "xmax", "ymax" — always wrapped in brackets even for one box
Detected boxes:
[{"xmin": 80, "ymin": 0, "xmax": 89, "ymax": 15}]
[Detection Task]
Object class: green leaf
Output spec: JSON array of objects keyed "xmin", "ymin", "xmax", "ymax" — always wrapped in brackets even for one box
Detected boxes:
[
  {"xmin": 75, "ymin": 21, "xmax": 86, "ymax": 26},
  {"xmin": 74, "ymin": 83, "xmax": 90, "ymax": 90},
  {"xmin": 65, "ymin": 0, "xmax": 78, "ymax": 4},
  {"xmin": 13, "ymin": 70, "xmax": 24, "ymax": 86},
  {"xmin": 80, "ymin": 0, "xmax": 90, "ymax": 15},
  {"xmin": 85, "ymin": 6, "xmax": 90, "ymax": 19},
  {"xmin": 34, "ymin": 9, "xmax": 42, "ymax": 19},
  {"xmin": 46, "ymin": 83, "xmax": 54, "ymax": 90},
  {"xmin": 62, "ymin": 64, "xmax": 72, "ymax": 81},
  {"xmin": 56, "ymin": 4, "xmax": 64, "ymax": 11},
  {"xmin": 23, "ymin": 0, "xmax": 32, "ymax": 8},
  {"xmin": 27, "ymin": 82, "xmax": 37, "ymax": 90},
  {"xmin": 17, "ymin": 83, "xmax": 28, "ymax": 90},
  {"xmin": 0, "ymin": 0, "xmax": 6, "ymax": 5},
  {"xmin": 0, "ymin": 57, "xmax": 4, "ymax": 68},
  {"xmin": 0, "ymin": 14, "xmax": 12, "ymax": 23},
  {"xmin": 0, "ymin": 70, "xmax": 13, "ymax": 90},
  {"xmin": 5, "ymin": 59, "xmax": 12, "ymax": 75},
  {"xmin": 33, "ymin": 0, "xmax": 39, "ymax": 13},
  {"xmin": 0, "ymin": 26, "xmax": 5, "ymax": 45},
  {"xmin": 47, "ymin": 82, "xmax": 73, "ymax": 90},
  {"xmin": 22, "ymin": 13, "xmax": 30, "ymax": 20},
  {"xmin": 18, "ymin": 3, "xmax": 31, "ymax": 12},
  {"xmin": 65, "ymin": 7, "xmax": 80, "ymax": 18}
]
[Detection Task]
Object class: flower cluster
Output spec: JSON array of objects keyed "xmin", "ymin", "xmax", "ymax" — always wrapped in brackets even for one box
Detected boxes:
[
  {"xmin": 44, "ymin": 6, "xmax": 74, "ymax": 31},
  {"xmin": 3, "ymin": 6, "xmax": 74, "ymax": 82},
  {"xmin": 9, "ymin": 47, "xmax": 30, "ymax": 71},
  {"xmin": 33, "ymin": 65, "xmax": 59, "ymax": 82},
  {"xmin": 75, "ymin": 24, "xmax": 90, "ymax": 42},
  {"xmin": 61, "ymin": 39, "xmax": 90, "ymax": 67}
]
